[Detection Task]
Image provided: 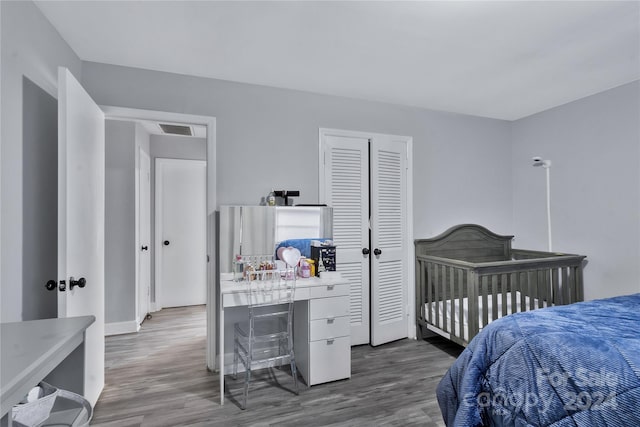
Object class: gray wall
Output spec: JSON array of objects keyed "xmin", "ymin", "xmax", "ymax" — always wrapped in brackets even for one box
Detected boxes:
[
  {"xmin": 104, "ymin": 121, "xmax": 151, "ymax": 325},
  {"xmin": 105, "ymin": 120, "xmax": 137, "ymax": 323},
  {"xmin": 22, "ymin": 76, "xmax": 58, "ymax": 320},
  {"xmin": 1, "ymin": 1, "xmax": 82, "ymax": 322},
  {"xmin": 149, "ymin": 134, "xmax": 207, "ymax": 303},
  {"xmin": 512, "ymin": 81, "xmax": 640, "ymax": 300},
  {"xmin": 81, "ymin": 62, "xmax": 514, "ymax": 241}
]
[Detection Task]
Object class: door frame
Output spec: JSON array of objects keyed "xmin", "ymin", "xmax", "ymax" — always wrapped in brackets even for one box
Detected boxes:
[
  {"xmin": 155, "ymin": 157, "xmax": 207, "ymax": 309},
  {"xmin": 319, "ymin": 128, "xmax": 416, "ymax": 340},
  {"xmin": 101, "ymin": 106, "xmax": 217, "ymax": 370},
  {"xmin": 136, "ymin": 147, "xmax": 151, "ymax": 326}
]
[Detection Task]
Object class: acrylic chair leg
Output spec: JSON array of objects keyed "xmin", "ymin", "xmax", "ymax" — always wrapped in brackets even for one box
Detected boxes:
[
  {"xmin": 290, "ymin": 356, "xmax": 299, "ymax": 395},
  {"xmin": 233, "ymin": 340, "xmax": 238, "ymax": 380},
  {"xmin": 242, "ymin": 368, "xmax": 251, "ymax": 410}
]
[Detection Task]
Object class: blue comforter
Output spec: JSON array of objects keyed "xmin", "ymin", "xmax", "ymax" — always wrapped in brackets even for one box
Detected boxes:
[{"xmin": 437, "ymin": 294, "xmax": 640, "ymax": 426}]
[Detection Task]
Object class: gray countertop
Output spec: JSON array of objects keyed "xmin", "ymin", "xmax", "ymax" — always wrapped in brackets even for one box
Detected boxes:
[{"xmin": 0, "ymin": 315, "xmax": 95, "ymax": 417}]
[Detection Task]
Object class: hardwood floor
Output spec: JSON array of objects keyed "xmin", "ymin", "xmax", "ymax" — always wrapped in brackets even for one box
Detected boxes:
[{"xmin": 92, "ymin": 306, "xmax": 462, "ymax": 426}]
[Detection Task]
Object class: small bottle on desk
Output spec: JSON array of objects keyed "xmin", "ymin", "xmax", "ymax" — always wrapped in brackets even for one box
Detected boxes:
[{"xmin": 317, "ymin": 254, "xmax": 326, "ymax": 276}]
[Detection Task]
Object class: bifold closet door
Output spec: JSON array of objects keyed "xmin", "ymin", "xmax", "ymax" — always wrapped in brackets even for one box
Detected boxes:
[
  {"xmin": 369, "ymin": 136, "xmax": 408, "ymax": 346},
  {"xmin": 321, "ymin": 130, "xmax": 409, "ymax": 346},
  {"xmin": 321, "ymin": 133, "xmax": 371, "ymax": 345}
]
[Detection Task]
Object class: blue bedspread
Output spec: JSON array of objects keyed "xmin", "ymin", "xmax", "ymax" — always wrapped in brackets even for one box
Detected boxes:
[{"xmin": 436, "ymin": 293, "xmax": 640, "ymax": 426}]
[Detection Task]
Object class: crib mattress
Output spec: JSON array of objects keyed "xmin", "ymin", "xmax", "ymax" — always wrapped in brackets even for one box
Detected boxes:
[{"xmin": 426, "ymin": 291, "xmax": 547, "ymax": 341}]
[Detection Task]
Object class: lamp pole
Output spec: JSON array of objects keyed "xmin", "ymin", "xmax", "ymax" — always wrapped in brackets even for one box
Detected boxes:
[
  {"xmin": 544, "ymin": 164, "xmax": 552, "ymax": 252},
  {"xmin": 533, "ymin": 157, "xmax": 552, "ymax": 252}
]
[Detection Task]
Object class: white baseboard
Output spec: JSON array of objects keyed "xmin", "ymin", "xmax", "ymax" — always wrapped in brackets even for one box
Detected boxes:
[{"xmin": 105, "ymin": 320, "xmax": 140, "ymax": 336}]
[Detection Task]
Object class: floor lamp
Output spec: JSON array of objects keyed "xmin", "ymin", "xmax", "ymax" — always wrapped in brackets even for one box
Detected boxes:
[{"xmin": 532, "ymin": 156, "xmax": 552, "ymax": 252}]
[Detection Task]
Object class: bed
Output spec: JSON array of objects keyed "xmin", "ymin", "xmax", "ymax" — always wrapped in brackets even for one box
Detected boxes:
[
  {"xmin": 436, "ymin": 293, "xmax": 640, "ymax": 426},
  {"xmin": 415, "ymin": 224, "xmax": 586, "ymax": 346}
]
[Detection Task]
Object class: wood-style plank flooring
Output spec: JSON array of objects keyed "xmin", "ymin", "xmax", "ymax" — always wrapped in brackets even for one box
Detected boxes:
[{"xmin": 92, "ymin": 306, "xmax": 462, "ymax": 426}]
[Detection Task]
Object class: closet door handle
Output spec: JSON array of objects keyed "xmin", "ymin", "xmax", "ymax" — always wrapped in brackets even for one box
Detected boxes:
[
  {"xmin": 373, "ymin": 248, "xmax": 382, "ymax": 256},
  {"xmin": 362, "ymin": 248, "xmax": 370, "ymax": 255}
]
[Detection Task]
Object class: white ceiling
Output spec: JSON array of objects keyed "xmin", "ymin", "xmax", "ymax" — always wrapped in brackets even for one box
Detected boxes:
[{"xmin": 35, "ymin": 1, "xmax": 640, "ymax": 121}]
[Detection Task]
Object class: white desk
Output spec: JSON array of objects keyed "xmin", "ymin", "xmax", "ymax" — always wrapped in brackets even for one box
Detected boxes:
[
  {"xmin": 0, "ymin": 316, "xmax": 95, "ymax": 418},
  {"xmin": 219, "ymin": 275, "xmax": 350, "ymax": 405}
]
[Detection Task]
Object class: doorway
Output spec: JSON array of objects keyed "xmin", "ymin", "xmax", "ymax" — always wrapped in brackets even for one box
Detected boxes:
[
  {"xmin": 102, "ymin": 106, "xmax": 217, "ymax": 370},
  {"xmin": 319, "ymin": 128, "xmax": 415, "ymax": 346}
]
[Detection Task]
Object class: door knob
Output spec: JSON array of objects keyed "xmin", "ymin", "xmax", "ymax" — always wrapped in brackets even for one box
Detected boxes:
[
  {"xmin": 362, "ymin": 248, "xmax": 370, "ymax": 255},
  {"xmin": 45, "ymin": 280, "xmax": 57, "ymax": 291},
  {"xmin": 373, "ymin": 248, "xmax": 382, "ymax": 256},
  {"xmin": 69, "ymin": 277, "xmax": 86, "ymax": 290},
  {"xmin": 163, "ymin": 240, "xmax": 170, "ymax": 246},
  {"xmin": 141, "ymin": 245, "xmax": 148, "ymax": 251}
]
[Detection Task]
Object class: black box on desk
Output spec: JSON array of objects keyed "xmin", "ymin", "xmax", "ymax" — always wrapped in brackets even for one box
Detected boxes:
[{"xmin": 310, "ymin": 245, "xmax": 336, "ymax": 276}]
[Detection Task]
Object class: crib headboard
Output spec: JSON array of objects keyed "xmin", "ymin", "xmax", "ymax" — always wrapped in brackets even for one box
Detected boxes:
[{"xmin": 414, "ymin": 224, "xmax": 513, "ymax": 263}]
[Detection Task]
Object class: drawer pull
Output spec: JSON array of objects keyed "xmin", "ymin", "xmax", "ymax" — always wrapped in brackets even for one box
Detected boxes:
[
  {"xmin": 327, "ymin": 317, "xmax": 335, "ymax": 324},
  {"xmin": 326, "ymin": 284, "xmax": 335, "ymax": 291},
  {"xmin": 326, "ymin": 338, "xmax": 335, "ymax": 345}
]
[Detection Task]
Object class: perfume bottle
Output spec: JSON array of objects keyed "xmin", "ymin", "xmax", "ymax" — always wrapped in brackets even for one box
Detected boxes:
[{"xmin": 267, "ymin": 189, "xmax": 276, "ymax": 206}]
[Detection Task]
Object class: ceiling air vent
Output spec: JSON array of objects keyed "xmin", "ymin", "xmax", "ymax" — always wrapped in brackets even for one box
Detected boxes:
[{"xmin": 159, "ymin": 123, "xmax": 193, "ymax": 136}]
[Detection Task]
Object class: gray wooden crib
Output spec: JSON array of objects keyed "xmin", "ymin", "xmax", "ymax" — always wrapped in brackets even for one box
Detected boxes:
[{"xmin": 415, "ymin": 224, "xmax": 586, "ymax": 347}]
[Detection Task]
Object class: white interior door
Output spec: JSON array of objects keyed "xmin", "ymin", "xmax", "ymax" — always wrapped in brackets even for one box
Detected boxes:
[
  {"xmin": 320, "ymin": 131, "xmax": 371, "ymax": 345},
  {"xmin": 156, "ymin": 158, "xmax": 207, "ymax": 308},
  {"xmin": 138, "ymin": 148, "xmax": 151, "ymax": 323},
  {"xmin": 370, "ymin": 135, "xmax": 408, "ymax": 346},
  {"xmin": 57, "ymin": 67, "xmax": 105, "ymax": 406}
]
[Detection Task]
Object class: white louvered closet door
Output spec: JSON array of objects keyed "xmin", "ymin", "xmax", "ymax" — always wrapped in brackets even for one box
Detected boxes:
[
  {"xmin": 370, "ymin": 135, "xmax": 408, "ymax": 346},
  {"xmin": 321, "ymin": 133, "xmax": 371, "ymax": 345}
]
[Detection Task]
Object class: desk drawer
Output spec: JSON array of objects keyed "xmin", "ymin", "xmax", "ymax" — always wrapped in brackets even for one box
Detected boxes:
[
  {"xmin": 309, "ymin": 296, "xmax": 349, "ymax": 320},
  {"xmin": 309, "ymin": 283, "xmax": 350, "ymax": 299},
  {"xmin": 309, "ymin": 316, "xmax": 350, "ymax": 341},
  {"xmin": 309, "ymin": 336, "xmax": 351, "ymax": 385}
]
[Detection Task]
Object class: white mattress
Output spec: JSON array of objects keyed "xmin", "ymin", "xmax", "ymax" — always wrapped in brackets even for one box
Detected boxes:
[{"xmin": 426, "ymin": 291, "xmax": 547, "ymax": 341}]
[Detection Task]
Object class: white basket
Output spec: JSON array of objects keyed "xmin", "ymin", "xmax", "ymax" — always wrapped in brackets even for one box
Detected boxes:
[
  {"xmin": 12, "ymin": 388, "xmax": 92, "ymax": 427},
  {"xmin": 12, "ymin": 382, "xmax": 59, "ymax": 427}
]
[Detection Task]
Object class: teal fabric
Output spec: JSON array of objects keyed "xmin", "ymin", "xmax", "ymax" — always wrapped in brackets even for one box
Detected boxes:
[{"xmin": 437, "ymin": 294, "xmax": 640, "ymax": 426}]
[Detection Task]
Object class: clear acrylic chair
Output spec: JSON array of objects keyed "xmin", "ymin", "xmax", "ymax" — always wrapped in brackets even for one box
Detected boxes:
[{"xmin": 233, "ymin": 268, "xmax": 299, "ymax": 409}]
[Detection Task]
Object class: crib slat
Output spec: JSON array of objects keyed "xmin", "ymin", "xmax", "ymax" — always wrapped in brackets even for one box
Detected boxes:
[
  {"xmin": 575, "ymin": 265, "xmax": 584, "ymax": 302},
  {"xmin": 529, "ymin": 270, "xmax": 536, "ymax": 311},
  {"xmin": 458, "ymin": 269, "xmax": 464, "ymax": 339},
  {"xmin": 491, "ymin": 275, "xmax": 498, "ymax": 322},
  {"xmin": 539, "ymin": 269, "xmax": 547, "ymax": 308},
  {"xmin": 468, "ymin": 271, "xmax": 479, "ymax": 341},
  {"xmin": 426, "ymin": 262, "xmax": 433, "ymax": 324},
  {"xmin": 540, "ymin": 269, "xmax": 546, "ymax": 308},
  {"xmin": 441, "ymin": 265, "xmax": 448, "ymax": 332},
  {"xmin": 449, "ymin": 266, "xmax": 455, "ymax": 335},
  {"xmin": 434, "ymin": 263, "xmax": 440, "ymax": 327},
  {"xmin": 569, "ymin": 267, "xmax": 577, "ymax": 303},
  {"xmin": 511, "ymin": 272, "xmax": 518, "ymax": 313},
  {"xmin": 481, "ymin": 276, "xmax": 489, "ymax": 327},
  {"xmin": 562, "ymin": 267, "xmax": 569, "ymax": 304},
  {"xmin": 552, "ymin": 267, "xmax": 560, "ymax": 305},
  {"xmin": 501, "ymin": 274, "xmax": 508, "ymax": 316}
]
